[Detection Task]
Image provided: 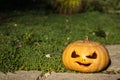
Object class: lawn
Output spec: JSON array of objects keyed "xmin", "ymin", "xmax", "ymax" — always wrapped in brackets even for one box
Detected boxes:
[{"xmin": 0, "ymin": 11, "xmax": 120, "ymax": 73}]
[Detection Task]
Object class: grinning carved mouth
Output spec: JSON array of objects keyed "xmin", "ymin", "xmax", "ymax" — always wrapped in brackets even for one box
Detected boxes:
[{"xmin": 76, "ymin": 61, "xmax": 91, "ymax": 66}]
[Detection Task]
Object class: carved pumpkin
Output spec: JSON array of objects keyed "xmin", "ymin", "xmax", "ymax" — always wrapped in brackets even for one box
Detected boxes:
[{"xmin": 62, "ymin": 37, "xmax": 110, "ymax": 72}]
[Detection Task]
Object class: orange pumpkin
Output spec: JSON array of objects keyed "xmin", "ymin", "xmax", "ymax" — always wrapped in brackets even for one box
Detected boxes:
[{"xmin": 62, "ymin": 37, "xmax": 110, "ymax": 72}]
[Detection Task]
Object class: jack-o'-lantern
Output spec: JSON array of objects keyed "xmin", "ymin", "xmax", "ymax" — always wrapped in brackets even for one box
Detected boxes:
[{"xmin": 62, "ymin": 37, "xmax": 110, "ymax": 72}]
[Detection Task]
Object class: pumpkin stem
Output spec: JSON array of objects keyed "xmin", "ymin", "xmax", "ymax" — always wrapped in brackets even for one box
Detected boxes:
[{"xmin": 84, "ymin": 36, "xmax": 89, "ymax": 42}]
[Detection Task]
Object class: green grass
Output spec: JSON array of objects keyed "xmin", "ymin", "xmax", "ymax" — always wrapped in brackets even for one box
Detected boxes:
[{"xmin": 0, "ymin": 11, "xmax": 120, "ymax": 73}]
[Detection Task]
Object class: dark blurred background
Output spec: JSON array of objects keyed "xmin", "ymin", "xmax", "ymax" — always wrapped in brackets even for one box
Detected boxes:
[
  {"xmin": 0, "ymin": 0, "xmax": 119, "ymax": 14},
  {"xmin": 0, "ymin": 0, "xmax": 49, "ymax": 11}
]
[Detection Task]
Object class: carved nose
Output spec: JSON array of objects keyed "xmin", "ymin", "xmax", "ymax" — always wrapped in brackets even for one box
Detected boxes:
[{"xmin": 82, "ymin": 59, "xmax": 86, "ymax": 62}]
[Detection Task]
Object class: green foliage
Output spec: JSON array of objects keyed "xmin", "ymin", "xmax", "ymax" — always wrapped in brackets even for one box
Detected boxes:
[
  {"xmin": 82, "ymin": 0, "xmax": 104, "ymax": 12},
  {"xmin": 52, "ymin": 0, "xmax": 120, "ymax": 14},
  {"xmin": 53, "ymin": 0, "xmax": 82, "ymax": 14},
  {"xmin": 0, "ymin": 11, "xmax": 120, "ymax": 73},
  {"xmin": 99, "ymin": 0, "xmax": 120, "ymax": 10},
  {"xmin": 83, "ymin": 0, "xmax": 120, "ymax": 12}
]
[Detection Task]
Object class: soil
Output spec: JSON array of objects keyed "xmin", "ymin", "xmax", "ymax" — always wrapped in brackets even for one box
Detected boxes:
[{"xmin": 0, "ymin": 45, "xmax": 120, "ymax": 80}]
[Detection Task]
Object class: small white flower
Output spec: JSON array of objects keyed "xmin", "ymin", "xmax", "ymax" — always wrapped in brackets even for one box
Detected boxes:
[
  {"xmin": 105, "ymin": 32, "xmax": 109, "ymax": 36},
  {"xmin": 14, "ymin": 24, "xmax": 17, "ymax": 26},
  {"xmin": 17, "ymin": 44, "xmax": 22, "ymax": 48},
  {"xmin": 65, "ymin": 19, "xmax": 69, "ymax": 23},
  {"xmin": 45, "ymin": 54, "xmax": 50, "ymax": 58},
  {"xmin": 67, "ymin": 37, "xmax": 70, "ymax": 40},
  {"xmin": 44, "ymin": 72, "xmax": 51, "ymax": 77},
  {"xmin": 92, "ymin": 32, "xmax": 95, "ymax": 35}
]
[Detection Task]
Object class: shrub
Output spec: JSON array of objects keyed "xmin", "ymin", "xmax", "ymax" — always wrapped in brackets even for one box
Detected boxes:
[
  {"xmin": 52, "ymin": 0, "xmax": 120, "ymax": 14},
  {"xmin": 53, "ymin": 0, "xmax": 83, "ymax": 14},
  {"xmin": 82, "ymin": 0, "xmax": 104, "ymax": 12}
]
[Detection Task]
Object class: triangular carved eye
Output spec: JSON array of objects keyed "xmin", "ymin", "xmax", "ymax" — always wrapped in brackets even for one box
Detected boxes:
[
  {"xmin": 86, "ymin": 52, "xmax": 97, "ymax": 59},
  {"xmin": 71, "ymin": 51, "xmax": 80, "ymax": 58}
]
